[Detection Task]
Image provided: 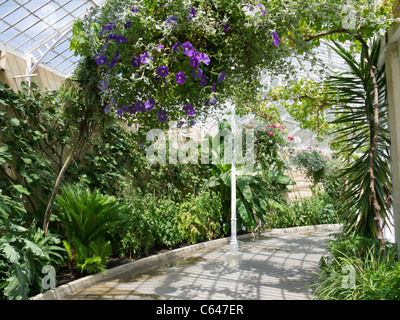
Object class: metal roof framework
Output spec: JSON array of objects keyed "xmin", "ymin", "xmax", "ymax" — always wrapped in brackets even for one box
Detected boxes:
[{"xmin": 0, "ymin": 0, "xmax": 106, "ymax": 78}]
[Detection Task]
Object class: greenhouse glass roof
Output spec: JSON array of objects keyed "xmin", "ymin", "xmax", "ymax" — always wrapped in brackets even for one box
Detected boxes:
[{"xmin": 0, "ymin": 0, "xmax": 105, "ymax": 77}]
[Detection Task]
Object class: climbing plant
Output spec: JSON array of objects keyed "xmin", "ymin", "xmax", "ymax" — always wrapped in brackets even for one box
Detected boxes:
[{"xmin": 69, "ymin": 0, "xmax": 329, "ymax": 131}]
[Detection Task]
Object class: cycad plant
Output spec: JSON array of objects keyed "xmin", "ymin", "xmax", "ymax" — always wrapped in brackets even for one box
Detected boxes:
[
  {"xmin": 56, "ymin": 184, "xmax": 128, "ymax": 274},
  {"xmin": 328, "ymin": 39, "xmax": 391, "ymax": 250}
]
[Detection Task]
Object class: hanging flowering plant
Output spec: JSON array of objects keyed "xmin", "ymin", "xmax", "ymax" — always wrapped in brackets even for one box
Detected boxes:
[{"xmin": 70, "ymin": 0, "xmax": 305, "ymax": 130}]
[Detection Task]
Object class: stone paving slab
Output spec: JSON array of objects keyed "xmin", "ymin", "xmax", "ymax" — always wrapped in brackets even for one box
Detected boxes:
[{"xmin": 60, "ymin": 227, "xmax": 340, "ymax": 300}]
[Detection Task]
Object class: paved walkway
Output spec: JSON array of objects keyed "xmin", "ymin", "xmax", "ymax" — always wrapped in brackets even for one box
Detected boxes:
[{"xmin": 61, "ymin": 228, "xmax": 338, "ymax": 300}]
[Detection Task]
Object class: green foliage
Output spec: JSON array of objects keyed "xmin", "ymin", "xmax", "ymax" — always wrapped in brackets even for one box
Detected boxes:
[
  {"xmin": 56, "ymin": 184, "xmax": 128, "ymax": 274},
  {"xmin": 119, "ymin": 189, "xmax": 223, "ymax": 258},
  {"xmin": 292, "ymin": 149, "xmax": 329, "ymax": 186},
  {"xmin": 314, "ymin": 234, "xmax": 400, "ymax": 300},
  {"xmin": 0, "ymin": 81, "xmax": 73, "ymax": 223},
  {"xmin": 0, "ymin": 188, "xmax": 27, "ymax": 227},
  {"xmin": 268, "ymin": 79, "xmax": 335, "ymax": 140},
  {"xmin": 64, "ymin": 238, "xmax": 112, "ymax": 275},
  {"xmin": 58, "ymin": 56, "xmax": 115, "ymax": 140},
  {"xmin": 177, "ymin": 191, "xmax": 222, "ymax": 244},
  {"xmin": 264, "ymin": 192, "xmax": 339, "ymax": 229},
  {"xmin": 204, "ymin": 163, "xmax": 294, "ymax": 233},
  {"xmin": 322, "ymin": 159, "xmax": 346, "ymax": 208},
  {"xmin": 0, "ymin": 223, "xmax": 65, "ymax": 300}
]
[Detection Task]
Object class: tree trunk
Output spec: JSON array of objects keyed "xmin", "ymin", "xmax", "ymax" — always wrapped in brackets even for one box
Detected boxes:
[
  {"xmin": 357, "ymin": 36, "xmax": 385, "ymax": 253},
  {"xmin": 42, "ymin": 144, "xmax": 78, "ymax": 235}
]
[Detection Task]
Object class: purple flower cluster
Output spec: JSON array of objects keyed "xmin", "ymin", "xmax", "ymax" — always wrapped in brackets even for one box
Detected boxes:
[
  {"xmin": 271, "ymin": 31, "xmax": 280, "ymax": 47},
  {"xmin": 187, "ymin": 5, "xmax": 196, "ymax": 21},
  {"xmin": 156, "ymin": 66, "xmax": 169, "ymax": 78},
  {"xmin": 185, "ymin": 104, "xmax": 195, "ymax": 116},
  {"xmin": 113, "ymin": 98, "xmax": 157, "ymax": 117},
  {"xmin": 166, "ymin": 15, "xmax": 178, "ymax": 29},
  {"xmin": 95, "ymin": 3, "xmax": 280, "ymax": 124}
]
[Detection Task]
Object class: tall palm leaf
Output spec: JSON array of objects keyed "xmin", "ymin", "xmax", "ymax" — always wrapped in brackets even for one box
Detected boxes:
[{"xmin": 328, "ymin": 40, "xmax": 391, "ymax": 242}]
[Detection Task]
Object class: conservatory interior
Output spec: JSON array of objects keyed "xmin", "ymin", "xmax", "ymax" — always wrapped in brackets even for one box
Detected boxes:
[{"xmin": 0, "ymin": 0, "xmax": 399, "ymax": 301}]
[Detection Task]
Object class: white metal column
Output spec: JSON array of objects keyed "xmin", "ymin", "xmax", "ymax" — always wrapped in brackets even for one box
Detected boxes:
[{"xmin": 225, "ymin": 103, "xmax": 243, "ymax": 265}]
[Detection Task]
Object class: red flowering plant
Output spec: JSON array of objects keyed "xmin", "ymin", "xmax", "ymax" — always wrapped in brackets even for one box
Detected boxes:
[{"xmin": 244, "ymin": 119, "xmax": 293, "ymax": 174}]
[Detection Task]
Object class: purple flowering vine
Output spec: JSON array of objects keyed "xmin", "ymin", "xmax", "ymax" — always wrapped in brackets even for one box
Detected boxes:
[
  {"xmin": 195, "ymin": 52, "xmax": 210, "ymax": 65},
  {"xmin": 185, "ymin": 104, "xmax": 195, "ymax": 116},
  {"xmin": 166, "ymin": 15, "xmax": 178, "ymax": 28},
  {"xmin": 109, "ymin": 50, "xmax": 120, "ymax": 69},
  {"xmin": 128, "ymin": 104, "xmax": 137, "ymax": 114},
  {"xmin": 200, "ymin": 74, "xmax": 207, "ymax": 87},
  {"xmin": 190, "ymin": 56, "xmax": 200, "ymax": 68},
  {"xmin": 145, "ymin": 99, "xmax": 155, "ymax": 110},
  {"xmin": 182, "ymin": 41, "xmax": 195, "ymax": 57},
  {"xmin": 94, "ymin": 53, "xmax": 107, "ymax": 65},
  {"xmin": 271, "ymin": 31, "xmax": 280, "ymax": 47},
  {"xmin": 192, "ymin": 68, "xmax": 203, "ymax": 79},
  {"xmin": 104, "ymin": 105, "xmax": 112, "ymax": 114},
  {"xmin": 140, "ymin": 52, "xmax": 153, "ymax": 64},
  {"xmin": 188, "ymin": 5, "xmax": 196, "ymax": 16},
  {"xmin": 176, "ymin": 72, "xmax": 186, "ymax": 84},
  {"xmin": 218, "ymin": 71, "xmax": 226, "ymax": 82},
  {"xmin": 117, "ymin": 106, "xmax": 128, "ymax": 115},
  {"xmin": 157, "ymin": 110, "xmax": 168, "ymax": 122},
  {"xmin": 132, "ymin": 56, "xmax": 140, "ymax": 67},
  {"xmin": 115, "ymin": 35, "xmax": 127, "ymax": 44},
  {"xmin": 136, "ymin": 100, "xmax": 146, "ymax": 112},
  {"xmin": 98, "ymin": 80, "xmax": 108, "ymax": 91},
  {"xmin": 156, "ymin": 66, "xmax": 169, "ymax": 78},
  {"xmin": 187, "ymin": 5, "xmax": 196, "ymax": 21},
  {"xmin": 172, "ymin": 41, "xmax": 181, "ymax": 53}
]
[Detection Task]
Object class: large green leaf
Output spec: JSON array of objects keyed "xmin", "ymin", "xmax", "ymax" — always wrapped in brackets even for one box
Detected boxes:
[
  {"xmin": 23, "ymin": 239, "xmax": 46, "ymax": 258},
  {"xmin": 1, "ymin": 243, "xmax": 20, "ymax": 264},
  {"xmin": 3, "ymin": 268, "xmax": 29, "ymax": 300}
]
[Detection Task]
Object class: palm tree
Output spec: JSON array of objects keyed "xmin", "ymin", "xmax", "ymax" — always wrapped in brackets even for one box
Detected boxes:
[{"xmin": 328, "ymin": 39, "xmax": 391, "ymax": 251}]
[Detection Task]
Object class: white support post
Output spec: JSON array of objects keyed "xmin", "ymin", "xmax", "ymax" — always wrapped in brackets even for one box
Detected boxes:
[
  {"xmin": 225, "ymin": 103, "xmax": 243, "ymax": 266},
  {"xmin": 385, "ymin": 42, "xmax": 400, "ymax": 260}
]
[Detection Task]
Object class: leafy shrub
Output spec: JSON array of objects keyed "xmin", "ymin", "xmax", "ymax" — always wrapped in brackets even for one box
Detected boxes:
[
  {"xmin": 292, "ymin": 150, "xmax": 328, "ymax": 186},
  {"xmin": 120, "ymin": 193, "xmax": 159, "ymax": 259},
  {"xmin": 64, "ymin": 238, "xmax": 112, "ymax": 275},
  {"xmin": 314, "ymin": 234, "xmax": 400, "ymax": 300},
  {"xmin": 56, "ymin": 184, "xmax": 128, "ymax": 275},
  {"xmin": 264, "ymin": 192, "xmax": 339, "ymax": 228},
  {"xmin": 177, "ymin": 191, "xmax": 222, "ymax": 244},
  {"xmin": 0, "ymin": 223, "xmax": 65, "ymax": 300},
  {"xmin": 120, "ymin": 190, "xmax": 223, "ymax": 258}
]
